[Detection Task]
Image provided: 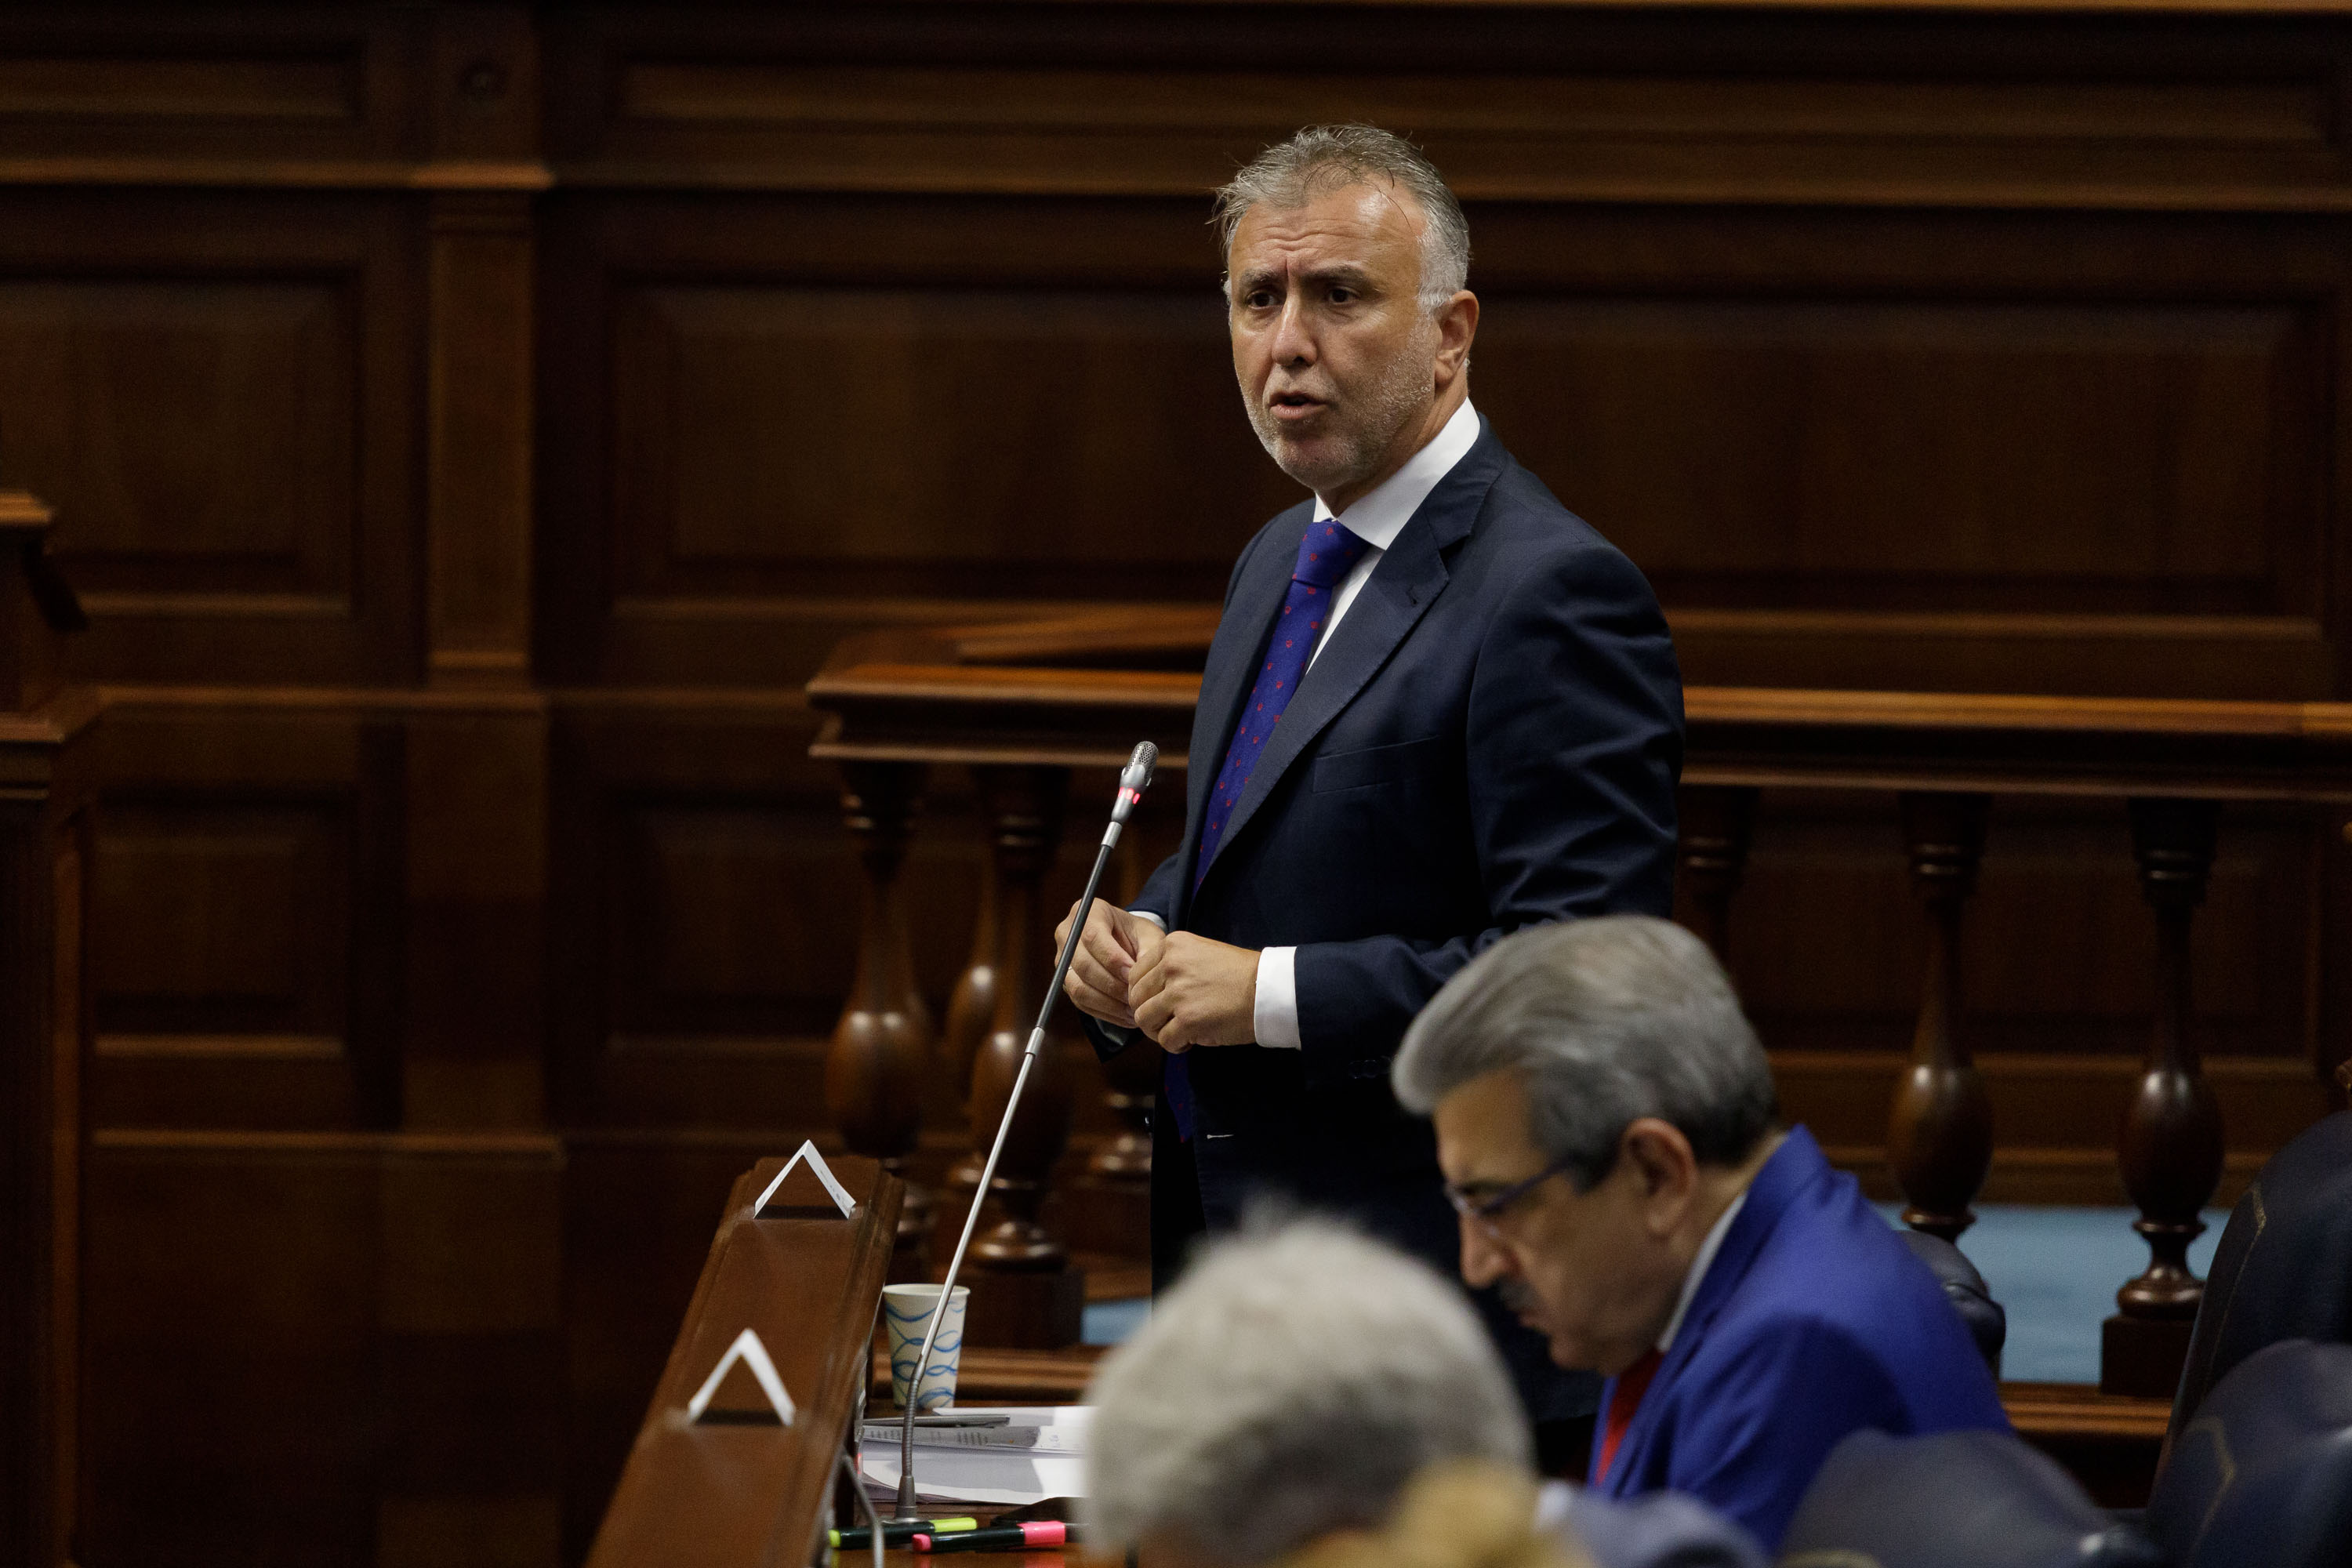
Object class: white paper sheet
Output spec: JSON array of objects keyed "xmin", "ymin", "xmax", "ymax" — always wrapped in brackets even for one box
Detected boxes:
[
  {"xmin": 858, "ymin": 1423, "xmax": 1083, "ymax": 1455},
  {"xmin": 858, "ymin": 1406, "xmax": 1089, "ymax": 1506}
]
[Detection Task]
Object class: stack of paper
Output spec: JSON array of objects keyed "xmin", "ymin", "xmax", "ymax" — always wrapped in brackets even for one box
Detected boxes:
[{"xmin": 858, "ymin": 1406, "xmax": 1088, "ymax": 1507}]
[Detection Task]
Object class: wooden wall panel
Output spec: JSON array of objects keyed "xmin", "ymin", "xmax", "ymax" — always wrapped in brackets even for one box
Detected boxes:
[
  {"xmin": 0, "ymin": 194, "xmax": 422, "ymax": 685},
  {"xmin": 90, "ymin": 801, "xmax": 366, "ymax": 1130},
  {"xmin": 549, "ymin": 696, "xmax": 829, "ymax": 1128},
  {"xmin": 541, "ymin": 7, "xmax": 2352, "ymax": 208},
  {"xmin": 82, "ymin": 1131, "xmax": 563, "ymax": 1568},
  {"xmin": 0, "ymin": 280, "xmax": 357, "ymax": 594},
  {"xmin": 1481, "ymin": 302, "xmax": 2314, "ymax": 609},
  {"xmin": 608, "ymin": 285, "xmax": 1286, "ymax": 602},
  {"xmin": 543, "ymin": 189, "xmax": 2352, "ymax": 698},
  {"xmin": 535, "ymin": 194, "xmax": 1290, "ymax": 684},
  {"xmin": 0, "ymin": 9, "xmax": 412, "ymax": 168},
  {"xmin": 401, "ymin": 708, "xmax": 548, "ymax": 1127},
  {"xmin": 71, "ymin": 696, "xmax": 550, "ymax": 1564},
  {"xmin": 1467, "ymin": 202, "xmax": 2352, "ymax": 697},
  {"xmin": 84, "ymin": 710, "xmax": 402, "ymax": 1134},
  {"xmin": 550, "ymin": 695, "xmax": 1027, "ymax": 1129}
]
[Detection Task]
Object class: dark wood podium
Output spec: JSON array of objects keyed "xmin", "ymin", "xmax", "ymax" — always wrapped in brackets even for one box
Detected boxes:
[{"xmin": 586, "ymin": 1152, "xmax": 904, "ymax": 1568}]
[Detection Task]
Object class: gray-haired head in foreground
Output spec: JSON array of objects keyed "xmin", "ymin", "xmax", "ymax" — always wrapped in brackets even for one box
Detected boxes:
[
  {"xmin": 1214, "ymin": 125, "xmax": 1470, "ymax": 314},
  {"xmin": 1392, "ymin": 916, "xmax": 1777, "ymax": 1189},
  {"xmin": 1084, "ymin": 1214, "xmax": 1529, "ymax": 1566}
]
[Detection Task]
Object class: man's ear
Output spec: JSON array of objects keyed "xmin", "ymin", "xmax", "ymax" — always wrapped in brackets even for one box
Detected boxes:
[
  {"xmin": 1621, "ymin": 1119, "xmax": 1699, "ymax": 1232},
  {"xmin": 1434, "ymin": 291, "xmax": 1479, "ymax": 384}
]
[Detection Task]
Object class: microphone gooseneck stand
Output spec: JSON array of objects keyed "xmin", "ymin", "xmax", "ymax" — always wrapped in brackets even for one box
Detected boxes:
[{"xmin": 893, "ymin": 741, "xmax": 1160, "ymax": 1518}]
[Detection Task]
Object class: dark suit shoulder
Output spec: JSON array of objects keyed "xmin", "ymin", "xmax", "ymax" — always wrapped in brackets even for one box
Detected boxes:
[
  {"xmin": 1452, "ymin": 460, "xmax": 1668, "ymax": 639},
  {"xmin": 1471, "ymin": 453, "xmax": 1652, "ymax": 576}
]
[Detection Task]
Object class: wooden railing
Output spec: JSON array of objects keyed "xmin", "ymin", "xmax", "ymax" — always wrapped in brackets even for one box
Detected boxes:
[{"xmin": 806, "ymin": 615, "xmax": 2352, "ymax": 1397}]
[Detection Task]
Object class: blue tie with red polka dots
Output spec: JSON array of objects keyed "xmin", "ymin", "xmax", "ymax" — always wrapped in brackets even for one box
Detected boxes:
[{"xmin": 1163, "ymin": 516, "xmax": 1372, "ymax": 1141}]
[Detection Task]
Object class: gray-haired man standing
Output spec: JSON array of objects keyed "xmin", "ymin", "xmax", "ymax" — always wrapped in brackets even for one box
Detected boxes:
[{"xmin": 1055, "ymin": 124, "xmax": 1685, "ymax": 1465}]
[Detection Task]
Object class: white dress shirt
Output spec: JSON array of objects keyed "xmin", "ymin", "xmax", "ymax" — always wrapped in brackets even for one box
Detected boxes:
[
  {"xmin": 1660, "ymin": 1189, "xmax": 1748, "ymax": 1352},
  {"xmin": 1136, "ymin": 398, "xmax": 1484, "ymax": 1051}
]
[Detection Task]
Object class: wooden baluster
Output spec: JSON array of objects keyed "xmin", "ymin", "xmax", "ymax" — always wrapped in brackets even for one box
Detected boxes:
[
  {"xmin": 1676, "ymin": 784, "xmax": 1759, "ymax": 962},
  {"xmin": 938, "ymin": 824, "xmax": 1002, "ymax": 1199},
  {"xmin": 1889, "ymin": 792, "xmax": 1995, "ymax": 1245},
  {"xmin": 941, "ymin": 839, "xmax": 1000, "ymax": 1108},
  {"xmin": 822, "ymin": 761, "xmax": 935, "ymax": 1278},
  {"xmin": 2102, "ymin": 797, "xmax": 2226, "ymax": 1396},
  {"xmin": 960, "ymin": 764, "xmax": 1086, "ymax": 1347},
  {"xmin": 1087, "ymin": 1043, "xmax": 1159, "ymax": 1188}
]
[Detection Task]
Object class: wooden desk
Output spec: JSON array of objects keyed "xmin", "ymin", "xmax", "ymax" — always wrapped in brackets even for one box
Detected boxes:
[{"xmin": 585, "ymin": 1153, "xmax": 906, "ymax": 1568}]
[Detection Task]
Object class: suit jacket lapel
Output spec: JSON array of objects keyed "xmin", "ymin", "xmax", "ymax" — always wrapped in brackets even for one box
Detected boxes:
[
  {"xmin": 1603, "ymin": 1128, "xmax": 1830, "ymax": 1496},
  {"xmin": 1181, "ymin": 504, "xmax": 1312, "ymax": 917},
  {"xmin": 1196, "ymin": 423, "xmax": 1508, "ymax": 895}
]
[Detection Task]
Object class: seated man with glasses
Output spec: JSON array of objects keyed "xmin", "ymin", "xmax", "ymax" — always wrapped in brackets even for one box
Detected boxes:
[{"xmin": 1390, "ymin": 915, "xmax": 2009, "ymax": 1553}]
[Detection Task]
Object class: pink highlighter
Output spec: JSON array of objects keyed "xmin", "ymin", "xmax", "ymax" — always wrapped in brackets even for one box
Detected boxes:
[{"xmin": 910, "ymin": 1522, "xmax": 1076, "ymax": 1554}]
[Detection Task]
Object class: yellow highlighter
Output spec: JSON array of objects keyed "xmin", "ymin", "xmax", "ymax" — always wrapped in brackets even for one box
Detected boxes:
[{"xmin": 829, "ymin": 1518, "xmax": 980, "ymax": 1550}]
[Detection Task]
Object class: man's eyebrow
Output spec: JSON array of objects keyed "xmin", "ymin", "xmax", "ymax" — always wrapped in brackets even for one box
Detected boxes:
[
  {"xmin": 1229, "ymin": 261, "xmax": 1380, "ymax": 296},
  {"xmin": 1298, "ymin": 262, "xmax": 1375, "ymax": 289}
]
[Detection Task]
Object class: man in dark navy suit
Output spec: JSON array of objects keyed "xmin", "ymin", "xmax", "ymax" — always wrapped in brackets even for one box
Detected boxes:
[{"xmin": 1054, "ymin": 125, "xmax": 1683, "ymax": 1454}]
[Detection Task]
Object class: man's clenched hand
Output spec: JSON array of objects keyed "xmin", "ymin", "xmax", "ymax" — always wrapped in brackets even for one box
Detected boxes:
[
  {"xmin": 1055, "ymin": 900, "xmax": 1167, "ymax": 1030},
  {"xmin": 1131, "ymin": 933, "xmax": 1259, "ymax": 1052}
]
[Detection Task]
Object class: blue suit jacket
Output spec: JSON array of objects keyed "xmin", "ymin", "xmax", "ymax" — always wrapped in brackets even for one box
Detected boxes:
[
  {"xmin": 1101, "ymin": 416, "xmax": 1684, "ymax": 1418},
  {"xmin": 1589, "ymin": 1127, "xmax": 2012, "ymax": 1552}
]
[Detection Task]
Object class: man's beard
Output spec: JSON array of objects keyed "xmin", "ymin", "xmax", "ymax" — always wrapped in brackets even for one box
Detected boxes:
[
  {"xmin": 1496, "ymin": 1276, "xmax": 1544, "ymax": 1321},
  {"xmin": 1245, "ymin": 331, "xmax": 1438, "ymax": 500}
]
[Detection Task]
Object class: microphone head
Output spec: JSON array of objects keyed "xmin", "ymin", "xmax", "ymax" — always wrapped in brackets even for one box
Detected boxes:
[{"xmin": 1111, "ymin": 742, "xmax": 1159, "ymax": 824}]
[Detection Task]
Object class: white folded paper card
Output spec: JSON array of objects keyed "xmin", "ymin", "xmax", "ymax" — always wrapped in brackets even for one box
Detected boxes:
[
  {"xmin": 687, "ymin": 1327, "xmax": 797, "ymax": 1425},
  {"xmin": 754, "ymin": 1140, "xmax": 858, "ymax": 1219},
  {"xmin": 858, "ymin": 1405, "xmax": 1088, "ymax": 1505}
]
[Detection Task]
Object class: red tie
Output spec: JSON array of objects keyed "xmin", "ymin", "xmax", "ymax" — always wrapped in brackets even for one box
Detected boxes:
[{"xmin": 1597, "ymin": 1348, "xmax": 1665, "ymax": 1480}]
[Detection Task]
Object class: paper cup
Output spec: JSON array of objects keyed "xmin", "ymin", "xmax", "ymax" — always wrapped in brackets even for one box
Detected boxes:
[{"xmin": 880, "ymin": 1284, "xmax": 970, "ymax": 1412}]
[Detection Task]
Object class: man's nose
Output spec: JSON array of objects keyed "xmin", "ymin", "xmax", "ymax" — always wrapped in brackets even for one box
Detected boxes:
[
  {"xmin": 1269, "ymin": 292, "xmax": 1316, "ymax": 366},
  {"xmin": 1458, "ymin": 1214, "xmax": 1510, "ymax": 1288}
]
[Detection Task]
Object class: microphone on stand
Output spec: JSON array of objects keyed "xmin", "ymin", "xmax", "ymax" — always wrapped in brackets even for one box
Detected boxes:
[{"xmin": 894, "ymin": 742, "xmax": 1160, "ymax": 1518}]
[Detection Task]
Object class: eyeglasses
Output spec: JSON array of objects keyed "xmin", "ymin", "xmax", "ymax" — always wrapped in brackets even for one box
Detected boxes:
[{"xmin": 1443, "ymin": 1152, "xmax": 1579, "ymax": 1234}]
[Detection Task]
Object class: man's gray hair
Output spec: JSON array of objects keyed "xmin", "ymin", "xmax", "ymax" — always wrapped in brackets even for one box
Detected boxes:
[
  {"xmin": 1214, "ymin": 125, "xmax": 1471, "ymax": 314},
  {"xmin": 1084, "ymin": 1214, "xmax": 1529, "ymax": 1566},
  {"xmin": 1392, "ymin": 916, "xmax": 1778, "ymax": 1189}
]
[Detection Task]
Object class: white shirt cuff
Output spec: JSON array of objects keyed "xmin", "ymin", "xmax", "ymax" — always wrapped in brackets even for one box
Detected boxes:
[
  {"xmin": 1130, "ymin": 909, "xmax": 1166, "ymax": 931},
  {"xmin": 1253, "ymin": 946, "xmax": 1301, "ymax": 1049}
]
